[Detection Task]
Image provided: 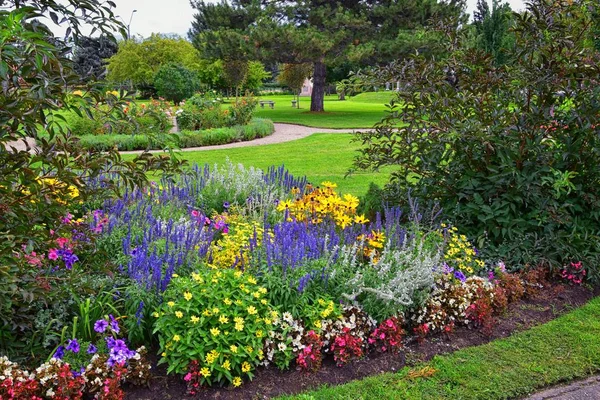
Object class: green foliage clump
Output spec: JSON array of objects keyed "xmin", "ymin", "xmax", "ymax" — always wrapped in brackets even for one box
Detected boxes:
[
  {"xmin": 76, "ymin": 118, "xmax": 274, "ymax": 151},
  {"xmin": 352, "ymin": 1, "xmax": 600, "ymax": 281},
  {"xmin": 154, "ymin": 63, "xmax": 200, "ymax": 104},
  {"xmin": 153, "ymin": 269, "xmax": 275, "ymax": 384}
]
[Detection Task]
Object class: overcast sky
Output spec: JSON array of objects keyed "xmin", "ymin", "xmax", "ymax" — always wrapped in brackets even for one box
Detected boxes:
[{"xmin": 48, "ymin": 0, "xmax": 527, "ymax": 40}]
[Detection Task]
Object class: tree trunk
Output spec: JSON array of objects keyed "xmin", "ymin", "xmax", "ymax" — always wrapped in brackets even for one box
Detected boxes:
[{"xmin": 310, "ymin": 60, "xmax": 326, "ymax": 112}]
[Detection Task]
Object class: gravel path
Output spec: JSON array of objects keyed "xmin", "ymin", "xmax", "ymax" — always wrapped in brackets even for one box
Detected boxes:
[
  {"xmin": 121, "ymin": 123, "xmax": 358, "ymax": 154},
  {"xmin": 4, "ymin": 123, "xmax": 361, "ymax": 154},
  {"xmin": 527, "ymin": 375, "xmax": 600, "ymax": 399}
]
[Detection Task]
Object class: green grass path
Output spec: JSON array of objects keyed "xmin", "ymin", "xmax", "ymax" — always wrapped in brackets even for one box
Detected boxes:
[{"xmin": 280, "ymin": 297, "xmax": 600, "ymax": 399}]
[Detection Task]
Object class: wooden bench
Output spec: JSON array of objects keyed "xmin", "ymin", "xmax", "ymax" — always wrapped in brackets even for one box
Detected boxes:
[
  {"xmin": 291, "ymin": 99, "xmax": 297, "ymax": 107},
  {"xmin": 259, "ymin": 100, "xmax": 275, "ymax": 109}
]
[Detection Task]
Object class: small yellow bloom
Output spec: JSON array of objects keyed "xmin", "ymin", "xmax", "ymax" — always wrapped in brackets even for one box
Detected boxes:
[
  {"xmin": 233, "ymin": 377, "xmax": 242, "ymax": 387},
  {"xmin": 234, "ymin": 270, "xmax": 243, "ymax": 278},
  {"xmin": 161, "ymin": 352, "xmax": 167, "ymax": 357},
  {"xmin": 234, "ymin": 323, "xmax": 244, "ymax": 331},
  {"xmin": 261, "ymin": 299, "xmax": 267, "ymax": 305},
  {"xmin": 167, "ymin": 301, "xmax": 175, "ymax": 307},
  {"xmin": 184, "ymin": 292, "xmax": 193, "ymax": 301},
  {"xmin": 190, "ymin": 315, "xmax": 200, "ymax": 324},
  {"xmin": 222, "ymin": 359, "xmax": 231, "ymax": 371},
  {"xmin": 247, "ymin": 306, "xmax": 257, "ymax": 315},
  {"xmin": 212, "ymin": 307, "xmax": 220, "ymax": 314},
  {"xmin": 255, "ymin": 330, "xmax": 263, "ymax": 338},
  {"xmin": 247, "ymin": 276, "xmax": 257, "ymax": 285},
  {"xmin": 173, "ymin": 335, "xmax": 180, "ymax": 342},
  {"xmin": 172, "ymin": 273, "xmax": 179, "ymax": 278},
  {"xmin": 224, "ymin": 298, "xmax": 232, "ymax": 305},
  {"xmin": 200, "ymin": 367, "xmax": 211, "ymax": 377},
  {"xmin": 210, "ymin": 328, "xmax": 220, "ymax": 337},
  {"xmin": 241, "ymin": 362, "xmax": 251, "ymax": 373},
  {"xmin": 175, "ymin": 311, "xmax": 183, "ymax": 319},
  {"xmin": 219, "ymin": 315, "xmax": 229, "ymax": 324},
  {"xmin": 152, "ymin": 312, "xmax": 159, "ymax": 318},
  {"xmin": 230, "ymin": 345, "xmax": 238, "ymax": 353}
]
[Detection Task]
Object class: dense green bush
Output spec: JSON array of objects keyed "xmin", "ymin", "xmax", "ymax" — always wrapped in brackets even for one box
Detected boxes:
[
  {"xmin": 352, "ymin": 1, "xmax": 600, "ymax": 281},
  {"xmin": 77, "ymin": 118, "xmax": 274, "ymax": 151},
  {"xmin": 176, "ymin": 93, "xmax": 258, "ymax": 131},
  {"xmin": 67, "ymin": 98, "xmax": 172, "ymax": 136},
  {"xmin": 154, "ymin": 63, "xmax": 200, "ymax": 104}
]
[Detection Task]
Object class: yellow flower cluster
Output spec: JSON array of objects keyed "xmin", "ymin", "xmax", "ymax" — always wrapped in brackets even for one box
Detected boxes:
[
  {"xmin": 442, "ymin": 224, "xmax": 485, "ymax": 274},
  {"xmin": 210, "ymin": 214, "xmax": 264, "ymax": 268},
  {"xmin": 21, "ymin": 177, "xmax": 80, "ymax": 206},
  {"xmin": 357, "ymin": 230, "xmax": 386, "ymax": 262},
  {"xmin": 277, "ymin": 181, "xmax": 367, "ymax": 229}
]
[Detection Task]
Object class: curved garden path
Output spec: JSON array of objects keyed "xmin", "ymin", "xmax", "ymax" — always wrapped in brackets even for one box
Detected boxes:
[
  {"xmin": 121, "ymin": 123, "xmax": 359, "ymax": 154},
  {"xmin": 4, "ymin": 123, "xmax": 361, "ymax": 154}
]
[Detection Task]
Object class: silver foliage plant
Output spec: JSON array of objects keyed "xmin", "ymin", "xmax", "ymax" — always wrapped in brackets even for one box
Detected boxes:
[{"xmin": 334, "ymin": 237, "xmax": 441, "ymax": 319}]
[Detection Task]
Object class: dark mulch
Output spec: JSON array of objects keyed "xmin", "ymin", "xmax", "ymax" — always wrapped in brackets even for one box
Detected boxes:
[{"xmin": 125, "ymin": 283, "xmax": 598, "ymax": 400}]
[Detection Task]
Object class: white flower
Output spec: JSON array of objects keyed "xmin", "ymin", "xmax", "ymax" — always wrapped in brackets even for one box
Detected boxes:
[
  {"xmin": 46, "ymin": 389, "xmax": 55, "ymax": 397},
  {"xmin": 277, "ymin": 343, "xmax": 287, "ymax": 351}
]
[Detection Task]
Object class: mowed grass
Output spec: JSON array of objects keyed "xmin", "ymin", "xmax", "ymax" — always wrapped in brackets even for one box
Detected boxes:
[
  {"xmin": 236, "ymin": 92, "xmax": 396, "ymax": 129},
  {"xmin": 134, "ymin": 133, "xmax": 393, "ymax": 196},
  {"xmin": 280, "ymin": 297, "xmax": 600, "ymax": 400}
]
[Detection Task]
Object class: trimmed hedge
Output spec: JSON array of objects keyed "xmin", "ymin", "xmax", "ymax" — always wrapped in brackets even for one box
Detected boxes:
[{"xmin": 75, "ymin": 118, "xmax": 274, "ymax": 151}]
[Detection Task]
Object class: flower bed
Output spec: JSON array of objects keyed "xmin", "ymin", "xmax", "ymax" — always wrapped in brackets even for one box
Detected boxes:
[{"xmin": 4, "ymin": 162, "xmax": 594, "ymax": 399}]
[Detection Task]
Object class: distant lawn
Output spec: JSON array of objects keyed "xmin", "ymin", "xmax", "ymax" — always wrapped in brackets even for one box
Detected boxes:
[
  {"xmin": 134, "ymin": 133, "xmax": 392, "ymax": 197},
  {"xmin": 237, "ymin": 92, "xmax": 396, "ymax": 129}
]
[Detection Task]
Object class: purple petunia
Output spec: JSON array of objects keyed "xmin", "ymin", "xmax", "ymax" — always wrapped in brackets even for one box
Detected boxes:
[
  {"xmin": 94, "ymin": 319, "xmax": 109, "ymax": 333},
  {"xmin": 53, "ymin": 345, "xmax": 65, "ymax": 360},
  {"xmin": 106, "ymin": 337, "xmax": 136, "ymax": 367},
  {"xmin": 454, "ymin": 270, "xmax": 467, "ymax": 282},
  {"xmin": 66, "ymin": 338, "xmax": 80, "ymax": 353},
  {"xmin": 223, "ymin": 201, "xmax": 230, "ymax": 209},
  {"xmin": 87, "ymin": 343, "xmax": 98, "ymax": 354},
  {"xmin": 109, "ymin": 314, "xmax": 120, "ymax": 333}
]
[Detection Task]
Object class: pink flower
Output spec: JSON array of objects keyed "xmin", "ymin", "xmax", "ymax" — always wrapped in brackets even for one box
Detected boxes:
[
  {"xmin": 48, "ymin": 249, "xmax": 59, "ymax": 260},
  {"xmin": 191, "ymin": 210, "xmax": 200, "ymax": 218},
  {"xmin": 56, "ymin": 237, "xmax": 69, "ymax": 248},
  {"xmin": 184, "ymin": 373, "xmax": 192, "ymax": 381}
]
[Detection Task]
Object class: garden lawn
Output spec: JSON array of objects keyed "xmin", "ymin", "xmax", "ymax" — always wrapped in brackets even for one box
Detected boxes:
[
  {"xmin": 280, "ymin": 296, "xmax": 600, "ymax": 400},
  {"xmin": 139, "ymin": 133, "xmax": 393, "ymax": 196},
  {"xmin": 238, "ymin": 92, "xmax": 396, "ymax": 129}
]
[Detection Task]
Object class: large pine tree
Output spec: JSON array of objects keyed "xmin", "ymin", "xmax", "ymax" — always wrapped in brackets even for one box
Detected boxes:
[{"xmin": 189, "ymin": 0, "xmax": 465, "ymax": 112}]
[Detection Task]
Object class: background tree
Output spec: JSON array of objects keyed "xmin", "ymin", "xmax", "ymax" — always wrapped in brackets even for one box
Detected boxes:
[
  {"xmin": 190, "ymin": 0, "xmax": 465, "ymax": 112},
  {"xmin": 277, "ymin": 63, "xmax": 312, "ymax": 108},
  {"xmin": 72, "ymin": 35, "xmax": 117, "ymax": 81},
  {"xmin": 472, "ymin": 0, "xmax": 515, "ymax": 65},
  {"xmin": 154, "ymin": 63, "xmax": 200, "ymax": 103},
  {"xmin": 106, "ymin": 34, "xmax": 202, "ymax": 96}
]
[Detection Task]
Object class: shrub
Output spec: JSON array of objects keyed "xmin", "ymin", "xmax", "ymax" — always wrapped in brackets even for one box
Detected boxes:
[
  {"xmin": 352, "ymin": 1, "xmax": 600, "ymax": 280},
  {"xmin": 154, "ymin": 63, "xmax": 200, "ymax": 104},
  {"xmin": 153, "ymin": 269, "xmax": 275, "ymax": 386},
  {"xmin": 76, "ymin": 119, "xmax": 274, "ymax": 151}
]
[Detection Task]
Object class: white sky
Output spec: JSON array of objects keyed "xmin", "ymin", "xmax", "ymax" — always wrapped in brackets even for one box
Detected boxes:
[{"xmin": 46, "ymin": 0, "xmax": 526, "ymax": 40}]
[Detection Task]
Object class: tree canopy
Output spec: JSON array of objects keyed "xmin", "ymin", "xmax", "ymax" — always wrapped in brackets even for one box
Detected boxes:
[
  {"xmin": 190, "ymin": 0, "xmax": 465, "ymax": 112},
  {"xmin": 72, "ymin": 35, "xmax": 118, "ymax": 81}
]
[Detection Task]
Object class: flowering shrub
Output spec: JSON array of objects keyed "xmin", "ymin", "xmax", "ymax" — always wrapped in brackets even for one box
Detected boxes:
[
  {"xmin": 330, "ymin": 327, "xmax": 364, "ymax": 366},
  {"xmin": 441, "ymin": 224, "xmax": 485, "ymax": 275},
  {"xmin": 176, "ymin": 94, "xmax": 258, "ymax": 131},
  {"xmin": 229, "ymin": 95, "xmax": 259, "ymax": 126},
  {"xmin": 68, "ymin": 98, "xmax": 172, "ymax": 136},
  {"xmin": 369, "ymin": 316, "xmax": 404, "ymax": 353},
  {"xmin": 154, "ymin": 269, "xmax": 275, "ymax": 386},
  {"xmin": 277, "ymin": 181, "xmax": 365, "ymax": 229},
  {"xmin": 263, "ymin": 312, "xmax": 304, "ymax": 370},
  {"xmin": 296, "ymin": 330, "xmax": 323, "ymax": 372},
  {"xmin": 561, "ymin": 261, "xmax": 586, "ymax": 285},
  {"xmin": 209, "ymin": 213, "xmax": 265, "ymax": 269},
  {"xmin": 320, "ymin": 306, "xmax": 375, "ymax": 355}
]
